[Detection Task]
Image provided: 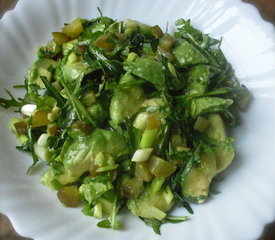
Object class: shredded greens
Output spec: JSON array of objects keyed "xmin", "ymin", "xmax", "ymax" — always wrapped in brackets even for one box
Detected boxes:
[{"xmin": 1, "ymin": 15, "xmax": 250, "ymax": 234}]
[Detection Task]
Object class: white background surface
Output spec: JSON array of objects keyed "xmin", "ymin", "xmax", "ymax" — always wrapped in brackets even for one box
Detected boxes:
[{"xmin": 0, "ymin": 0, "xmax": 274, "ymax": 239}]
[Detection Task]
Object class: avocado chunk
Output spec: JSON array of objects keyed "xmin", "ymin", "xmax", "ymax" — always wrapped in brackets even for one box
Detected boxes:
[
  {"xmin": 172, "ymin": 40, "xmax": 208, "ymax": 66},
  {"xmin": 190, "ymin": 97, "xmax": 233, "ymax": 117},
  {"xmin": 38, "ymin": 39, "xmax": 61, "ymax": 58},
  {"xmin": 62, "ymin": 51, "xmax": 88, "ymax": 83},
  {"xmin": 188, "ymin": 65, "xmax": 210, "ymax": 95},
  {"xmin": 181, "ymin": 165, "xmax": 212, "ymax": 204},
  {"xmin": 181, "ymin": 114, "xmax": 235, "ymax": 203},
  {"xmin": 80, "ymin": 175, "xmax": 115, "ymax": 218},
  {"xmin": 79, "ymin": 175, "xmax": 114, "ymax": 205},
  {"xmin": 26, "ymin": 58, "xmax": 58, "ymax": 88},
  {"xmin": 206, "ymin": 114, "xmax": 235, "ymax": 173},
  {"xmin": 206, "ymin": 113, "xmax": 227, "ymax": 140},
  {"xmin": 124, "ymin": 57, "xmax": 165, "ymax": 89},
  {"xmin": 110, "ymin": 73, "xmax": 144, "ymax": 125},
  {"xmin": 63, "ymin": 128, "xmax": 128, "ymax": 177},
  {"xmin": 127, "ymin": 178, "xmax": 174, "ymax": 220},
  {"xmin": 40, "ymin": 167, "xmax": 79, "ymax": 190}
]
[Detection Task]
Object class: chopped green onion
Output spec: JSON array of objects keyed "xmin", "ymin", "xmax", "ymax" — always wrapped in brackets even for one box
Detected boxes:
[
  {"xmin": 140, "ymin": 129, "xmax": 159, "ymax": 148},
  {"xmin": 131, "ymin": 148, "xmax": 153, "ymax": 162}
]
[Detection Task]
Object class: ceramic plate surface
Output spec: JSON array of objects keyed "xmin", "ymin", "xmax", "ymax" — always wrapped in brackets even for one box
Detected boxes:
[{"xmin": 0, "ymin": 0, "xmax": 274, "ymax": 240}]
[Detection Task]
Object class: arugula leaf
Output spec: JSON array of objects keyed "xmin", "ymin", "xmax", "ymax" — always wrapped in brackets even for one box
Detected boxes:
[
  {"xmin": 13, "ymin": 84, "xmax": 26, "ymax": 89},
  {"xmin": 16, "ymin": 140, "xmax": 31, "ymax": 152},
  {"xmin": 169, "ymin": 140, "xmax": 202, "ymax": 189},
  {"xmin": 140, "ymin": 217, "xmax": 162, "ymax": 234},
  {"xmin": 163, "ymin": 215, "xmax": 189, "ymax": 223},
  {"xmin": 97, "ymin": 219, "xmax": 112, "ymax": 229},
  {"xmin": 140, "ymin": 215, "xmax": 188, "ymax": 234},
  {"xmin": 80, "ymin": 176, "xmax": 114, "ymax": 205},
  {"xmin": 113, "ymin": 118, "xmax": 142, "ymax": 155},
  {"xmin": 84, "ymin": 46, "xmax": 122, "ymax": 75},
  {"xmin": 124, "ymin": 57, "xmax": 165, "ymax": 90},
  {"xmin": 172, "ymin": 191, "xmax": 194, "ymax": 214},
  {"xmin": 59, "ymin": 75, "xmax": 96, "ymax": 127},
  {"xmin": 40, "ymin": 76, "xmax": 65, "ymax": 107},
  {"xmin": 26, "ymin": 117, "xmax": 39, "ymax": 174},
  {"xmin": 110, "ymin": 194, "xmax": 119, "ymax": 230},
  {"xmin": 47, "ymin": 107, "xmax": 76, "ymax": 157},
  {"xmin": 0, "ymin": 90, "xmax": 24, "ymax": 110}
]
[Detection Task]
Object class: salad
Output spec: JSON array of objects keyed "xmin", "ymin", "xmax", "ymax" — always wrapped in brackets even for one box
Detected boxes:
[{"xmin": 0, "ymin": 15, "xmax": 250, "ymax": 233}]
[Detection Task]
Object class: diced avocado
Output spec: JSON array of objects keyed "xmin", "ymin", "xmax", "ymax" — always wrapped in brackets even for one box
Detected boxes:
[
  {"xmin": 98, "ymin": 196, "xmax": 114, "ymax": 215},
  {"xmin": 110, "ymin": 75, "xmax": 144, "ymax": 125},
  {"xmin": 40, "ymin": 167, "xmax": 78, "ymax": 190},
  {"xmin": 87, "ymin": 103, "xmax": 107, "ymax": 125},
  {"xmin": 63, "ymin": 61, "xmax": 87, "ymax": 83},
  {"xmin": 124, "ymin": 19, "xmax": 152, "ymax": 37},
  {"xmin": 214, "ymin": 142, "xmax": 235, "ymax": 173},
  {"xmin": 181, "ymin": 165, "xmax": 212, "ymax": 204},
  {"xmin": 62, "ymin": 52, "xmax": 88, "ymax": 83},
  {"xmin": 181, "ymin": 114, "xmax": 235, "ymax": 203},
  {"xmin": 63, "ymin": 144, "xmax": 91, "ymax": 177},
  {"xmin": 206, "ymin": 114, "xmax": 235, "ymax": 173},
  {"xmin": 26, "ymin": 58, "xmax": 58, "ymax": 88},
  {"xmin": 194, "ymin": 115, "xmax": 210, "ymax": 132},
  {"xmin": 190, "ymin": 97, "xmax": 233, "ymax": 117},
  {"xmin": 188, "ymin": 65, "xmax": 210, "ymax": 95},
  {"xmin": 63, "ymin": 129, "xmax": 128, "ymax": 177},
  {"xmin": 38, "ymin": 39, "xmax": 61, "ymax": 58},
  {"xmin": 88, "ymin": 129, "xmax": 128, "ymax": 157},
  {"xmin": 62, "ymin": 39, "xmax": 78, "ymax": 56},
  {"xmin": 127, "ymin": 179, "xmax": 174, "ymax": 220},
  {"xmin": 206, "ymin": 113, "xmax": 227, "ymax": 141},
  {"xmin": 172, "ymin": 40, "xmax": 208, "ymax": 66},
  {"xmin": 200, "ymin": 152, "xmax": 217, "ymax": 174},
  {"xmin": 79, "ymin": 175, "xmax": 114, "ymax": 205},
  {"xmin": 124, "ymin": 57, "xmax": 165, "ymax": 89},
  {"xmin": 89, "ymin": 152, "xmax": 118, "ymax": 175},
  {"xmin": 82, "ymin": 197, "xmax": 113, "ymax": 218},
  {"xmin": 93, "ymin": 202, "xmax": 103, "ymax": 219}
]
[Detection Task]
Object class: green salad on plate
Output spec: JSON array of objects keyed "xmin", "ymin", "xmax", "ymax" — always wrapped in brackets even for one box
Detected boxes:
[{"xmin": 0, "ymin": 14, "xmax": 250, "ymax": 234}]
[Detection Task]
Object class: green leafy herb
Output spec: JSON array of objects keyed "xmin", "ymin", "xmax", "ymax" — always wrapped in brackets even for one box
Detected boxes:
[
  {"xmin": 26, "ymin": 118, "xmax": 39, "ymax": 174},
  {"xmin": 140, "ymin": 215, "xmax": 188, "ymax": 234},
  {"xmin": 0, "ymin": 90, "xmax": 24, "ymax": 110},
  {"xmin": 40, "ymin": 76, "xmax": 65, "ymax": 107}
]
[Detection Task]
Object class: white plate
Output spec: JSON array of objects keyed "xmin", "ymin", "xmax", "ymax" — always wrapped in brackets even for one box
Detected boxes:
[{"xmin": 0, "ymin": 0, "xmax": 274, "ymax": 240}]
